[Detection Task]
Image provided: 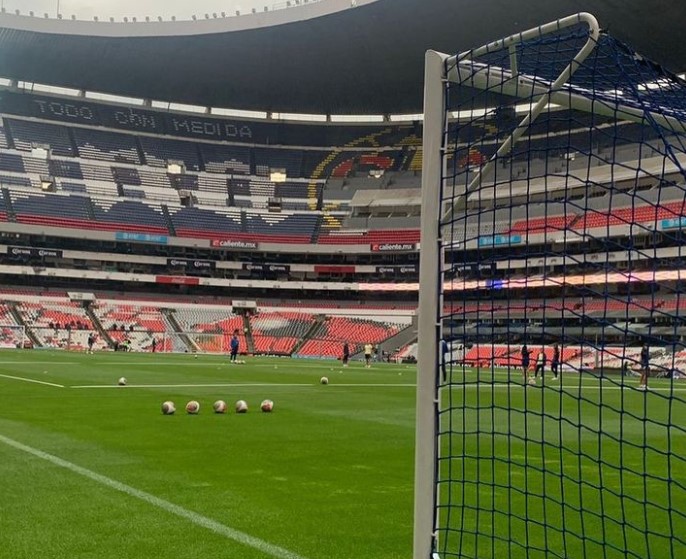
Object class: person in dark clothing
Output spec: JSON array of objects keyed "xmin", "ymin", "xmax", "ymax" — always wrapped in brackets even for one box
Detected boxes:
[
  {"xmin": 87, "ymin": 333, "xmax": 95, "ymax": 355},
  {"xmin": 550, "ymin": 344, "xmax": 560, "ymax": 380},
  {"xmin": 342, "ymin": 342, "xmax": 350, "ymax": 367},
  {"xmin": 521, "ymin": 344, "xmax": 531, "ymax": 381},
  {"xmin": 639, "ymin": 344, "xmax": 650, "ymax": 390},
  {"xmin": 151, "ymin": 337, "xmax": 157, "ymax": 353},
  {"xmin": 230, "ymin": 330, "xmax": 240, "ymax": 363},
  {"xmin": 534, "ymin": 349, "xmax": 546, "ymax": 378}
]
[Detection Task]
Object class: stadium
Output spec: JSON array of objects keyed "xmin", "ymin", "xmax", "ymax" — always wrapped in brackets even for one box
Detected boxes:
[{"xmin": 0, "ymin": 1, "xmax": 684, "ymax": 558}]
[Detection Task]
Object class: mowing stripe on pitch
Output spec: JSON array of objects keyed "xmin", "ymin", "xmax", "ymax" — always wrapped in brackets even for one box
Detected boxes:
[
  {"xmin": 0, "ymin": 373, "xmax": 64, "ymax": 388},
  {"xmin": 0, "ymin": 433, "xmax": 311, "ymax": 559}
]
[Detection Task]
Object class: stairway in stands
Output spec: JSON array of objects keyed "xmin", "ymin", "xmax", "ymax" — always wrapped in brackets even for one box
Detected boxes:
[
  {"xmin": 242, "ymin": 315, "xmax": 255, "ymax": 354},
  {"xmin": 2, "ymin": 187, "xmax": 16, "ymax": 221},
  {"xmin": 163, "ymin": 309, "xmax": 199, "ymax": 352},
  {"xmin": 84, "ymin": 302, "xmax": 114, "ymax": 348},
  {"xmin": 8, "ymin": 302, "xmax": 42, "ymax": 347},
  {"xmin": 161, "ymin": 205, "xmax": 177, "ymax": 236},
  {"xmin": 289, "ymin": 315, "xmax": 325, "ymax": 356}
]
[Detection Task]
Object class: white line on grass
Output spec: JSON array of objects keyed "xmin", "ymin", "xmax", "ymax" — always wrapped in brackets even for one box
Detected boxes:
[
  {"xmin": 70, "ymin": 383, "xmax": 315, "ymax": 389},
  {"xmin": 0, "ymin": 373, "xmax": 64, "ymax": 388},
  {"xmin": 69, "ymin": 381, "xmax": 686, "ymax": 392},
  {"xmin": 70, "ymin": 382, "xmax": 417, "ymax": 389},
  {"xmin": 0, "ymin": 433, "xmax": 311, "ymax": 559},
  {"xmin": 0, "ymin": 361, "xmax": 78, "ymax": 365}
]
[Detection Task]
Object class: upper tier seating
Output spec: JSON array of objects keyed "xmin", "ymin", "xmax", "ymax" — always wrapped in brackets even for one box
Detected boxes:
[
  {"xmin": 168, "ymin": 206, "xmax": 242, "ymax": 238},
  {"xmin": 201, "ymin": 144, "xmax": 251, "ymax": 175},
  {"xmin": 7, "ymin": 119, "xmax": 74, "ymax": 156},
  {"xmin": 139, "ymin": 137, "xmax": 201, "ymax": 171},
  {"xmin": 73, "ymin": 128, "xmax": 141, "ymax": 165},
  {"xmin": 254, "ymin": 148, "xmax": 303, "ymax": 178}
]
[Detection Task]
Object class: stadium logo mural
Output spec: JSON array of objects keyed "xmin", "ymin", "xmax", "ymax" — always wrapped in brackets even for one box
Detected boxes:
[
  {"xmin": 376, "ymin": 266, "xmax": 417, "ymax": 274},
  {"xmin": 243, "ymin": 263, "xmax": 290, "ymax": 273},
  {"xmin": 478, "ymin": 235, "xmax": 522, "ymax": 247},
  {"xmin": 210, "ymin": 239, "xmax": 258, "ymax": 249},
  {"xmin": 114, "ymin": 232, "xmax": 168, "ymax": 244},
  {"xmin": 1, "ymin": 92, "xmax": 261, "ymax": 144},
  {"xmin": 661, "ymin": 217, "xmax": 686, "ymax": 230},
  {"xmin": 8, "ymin": 246, "xmax": 62, "ymax": 258},
  {"xmin": 371, "ymin": 243, "xmax": 417, "ymax": 252},
  {"xmin": 167, "ymin": 258, "xmax": 215, "ymax": 270}
]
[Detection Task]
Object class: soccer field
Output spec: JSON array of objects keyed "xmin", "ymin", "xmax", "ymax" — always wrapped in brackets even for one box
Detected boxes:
[{"xmin": 0, "ymin": 352, "xmax": 683, "ymax": 558}]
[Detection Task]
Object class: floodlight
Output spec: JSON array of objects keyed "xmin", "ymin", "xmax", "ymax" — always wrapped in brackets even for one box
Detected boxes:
[
  {"xmin": 40, "ymin": 176, "xmax": 55, "ymax": 192},
  {"xmin": 270, "ymin": 170, "xmax": 287, "ymax": 183}
]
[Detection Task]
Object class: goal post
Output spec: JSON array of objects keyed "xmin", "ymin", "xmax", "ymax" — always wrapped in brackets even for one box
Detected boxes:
[{"xmin": 415, "ymin": 12, "xmax": 686, "ymax": 559}]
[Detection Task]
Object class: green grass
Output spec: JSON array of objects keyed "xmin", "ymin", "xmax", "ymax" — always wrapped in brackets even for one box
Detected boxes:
[{"xmin": 0, "ymin": 352, "xmax": 683, "ymax": 558}]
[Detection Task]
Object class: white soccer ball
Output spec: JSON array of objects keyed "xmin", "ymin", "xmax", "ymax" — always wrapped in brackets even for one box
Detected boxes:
[
  {"xmin": 528, "ymin": 377, "xmax": 537, "ymax": 386},
  {"xmin": 320, "ymin": 376, "xmax": 329, "ymax": 385},
  {"xmin": 260, "ymin": 399, "xmax": 274, "ymax": 413},
  {"xmin": 118, "ymin": 377, "xmax": 127, "ymax": 386},
  {"xmin": 186, "ymin": 400, "xmax": 200, "ymax": 414},
  {"xmin": 194, "ymin": 354, "xmax": 198, "ymax": 359},
  {"xmin": 213, "ymin": 400, "xmax": 227, "ymax": 414},
  {"xmin": 161, "ymin": 401, "xmax": 176, "ymax": 415},
  {"xmin": 235, "ymin": 400, "xmax": 248, "ymax": 413}
]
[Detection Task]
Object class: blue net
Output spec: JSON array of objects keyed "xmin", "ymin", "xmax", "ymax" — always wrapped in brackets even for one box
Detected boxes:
[{"xmin": 433, "ymin": 19, "xmax": 686, "ymax": 559}]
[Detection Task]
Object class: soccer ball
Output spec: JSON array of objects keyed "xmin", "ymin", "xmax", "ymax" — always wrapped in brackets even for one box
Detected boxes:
[
  {"xmin": 186, "ymin": 400, "xmax": 200, "ymax": 414},
  {"xmin": 213, "ymin": 400, "xmax": 227, "ymax": 414},
  {"xmin": 161, "ymin": 401, "xmax": 176, "ymax": 415},
  {"xmin": 528, "ymin": 377, "xmax": 537, "ymax": 386},
  {"xmin": 235, "ymin": 400, "xmax": 248, "ymax": 413},
  {"xmin": 118, "ymin": 377, "xmax": 127, "ymax": 386},
  {"xmin": 320, "ymin": 376, "xmax": 329, "ymax": 385},
  {"xmin": 261, "ymin": 399, "xmax": 274, "ymax": 413},
  {"xmin": 194, "ymin": 354, "xmax": 198, "ymax": 359}
]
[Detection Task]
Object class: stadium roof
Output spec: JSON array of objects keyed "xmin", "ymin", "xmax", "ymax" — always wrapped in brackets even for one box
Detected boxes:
[{"xmin": 0, "ymin": 0, "xmax": 685, "ymax": 115}]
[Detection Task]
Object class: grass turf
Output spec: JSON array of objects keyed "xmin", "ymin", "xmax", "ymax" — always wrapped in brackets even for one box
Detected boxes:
[{"xmin": 0, "ymin": 351, "xmax": 683, "ymax": 558}]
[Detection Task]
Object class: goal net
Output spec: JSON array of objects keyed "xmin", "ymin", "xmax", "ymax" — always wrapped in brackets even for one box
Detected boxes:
[{"xmin": 416, "ymin": 12, "xmax": 686, "ymax": 559}]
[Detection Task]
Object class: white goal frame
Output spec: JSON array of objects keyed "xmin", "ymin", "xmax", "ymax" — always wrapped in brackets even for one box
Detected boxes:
[{"xmin": 414, "ymin": 12, "xmax": 607, "ymax": 559}]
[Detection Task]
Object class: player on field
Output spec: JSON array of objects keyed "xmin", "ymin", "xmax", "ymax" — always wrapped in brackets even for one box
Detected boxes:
[
  {"xmin": 521, "ymin": 344, "xmax": 531, "ymax": 381},
  {"xmin": 151, "ymin": 337, "xmax": 157, "ymax": 353},
  {"xmin": 534, "ymin": 348, "xmax": 546, "ymax": 379},
  {"xmin": 342, "ymin": 342, "xmax": 350, "ymax": 367},
  {"xmin": 550, "ymin": 344, "xmax": 560, "ymax": 380},
  {"xmin": 87, "ymin": 332, "xmax": 95, "ymax": 354},
  {"xmin": 230, "ymin": 330, "xmax": 240, "ymax": 363},
  {"xmin": 364, "ymin": 342, "xmax": 373, "ymax": 368},
  {"xmin": 441, "ymin": 339, "xmax": 449, "ymax": 382},
  {"xmin": 639, "ymin": 344, "xmax": 650, "ymax": 390}
]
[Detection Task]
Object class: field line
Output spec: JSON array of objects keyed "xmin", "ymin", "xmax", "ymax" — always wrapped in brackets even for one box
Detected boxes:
[
  {"xmin": 0, "ymin": 433, "xmax": 311, "ymax": 559},
  {"xmin": 0, "ymin": 361, "xmax": 78, "ymax": 365},
  {"xmin": 0, "ymin": 373, "xmax": 64, "ymax": 388},
  {"xmin": 70, "ymin": 383, "xmax": 315, "ymax": 389},
  {"xmin": 67, "ymin": 381, "xmax": 686, "ymax": 391},
  {"xmin": 70, "ymin": 382, "xmax": 416, "ymax": 389}
]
